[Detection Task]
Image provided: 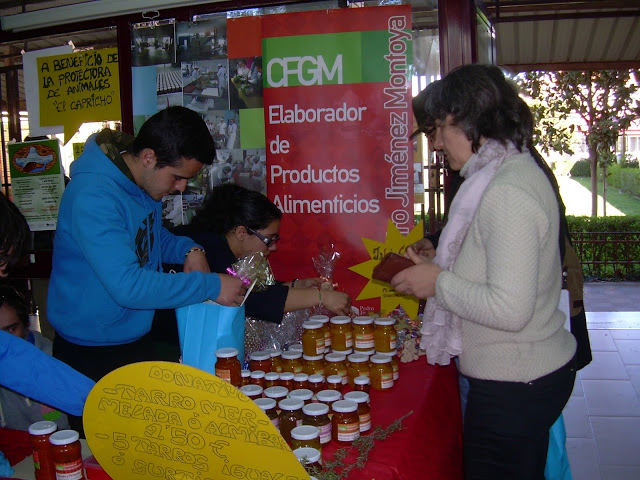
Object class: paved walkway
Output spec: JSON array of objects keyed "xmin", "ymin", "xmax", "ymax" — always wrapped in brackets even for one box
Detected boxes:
[{"xmin": 584, "ymin": 282, "xmax": 640, "ymax": 312}]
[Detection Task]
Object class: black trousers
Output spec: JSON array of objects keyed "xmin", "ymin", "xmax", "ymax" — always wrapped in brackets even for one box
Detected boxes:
[
  {"xmin": 52, "ymin": 333, "xmax": 158, "ymax": 437},
  {"xmin": 463, "ymin": 357, "xmax": 576, "ymax": 480}
]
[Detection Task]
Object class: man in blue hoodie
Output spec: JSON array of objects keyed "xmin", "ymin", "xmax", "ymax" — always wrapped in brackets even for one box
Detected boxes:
[{"xmin": 47, "ymin": 107, "xmax": 246, "ymax": 432}]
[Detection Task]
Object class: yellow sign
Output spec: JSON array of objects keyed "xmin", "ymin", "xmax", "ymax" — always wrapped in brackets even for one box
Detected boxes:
[
  {"xmin": 84, "ymin": 362, "xmax": 309, "ymax": 480},
  {"xmin": 37, "ymin": 48, "xmax": 121, "ymax": 141},
  {"xmin": 349, "ymin": 219, "xmax": 424, "ymax": 317}
]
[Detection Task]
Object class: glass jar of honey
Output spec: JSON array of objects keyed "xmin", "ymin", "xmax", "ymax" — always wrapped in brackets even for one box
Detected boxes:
[
  {"xmin": 282, "ymin": 351, "xmax": 303, "ymax": 374},
  {"xmin": 302, "ymin": 354, "xmax": 325, "ymax": 376},
  {"xmin": 293, "ymin": 447, "xmax": 322, "ymax": 475},
  {"xmin": 278, "ymin": 398, "xmax": 304, "ymax": 446},
  {"xmin": 279, "ymin": 372, "xmax": 294, "ymax": 390},
  {"xmin": 331, "ymin": 400, "xmax": 360, "ymax": 444},
  {"xmin": 343, "ymin": 391, "xmax": 371, "ymax": 433},
  {"xmin": 326, "ymin": 375, "xmax": 343, "ymax": 391},
  {"xmin": 239, "ymin": 384, "xmax": 263, "ymax": 400},
  {"xmin": 307, "ymin": 374, "xmax": 326, "ymax": 399},
  {"xmin": 302, "ymin": 321, "xmax": 325, "ymax": 356},
  {"xmin": 215, "ymin": 347, "xmax": 242, "ymax": 387},
  {"xmin": 249, "ymin": 350, "xmax": 273, "ymax": 373},
  {"xmin": 309, "ymin": 314, "xmax": 331, "ymax": 348},
  {"xmin": 331, "ymin": 347, "xmax": 352, "ymax": 357},
  {"xmin": 293, "ymin": 373, "xmax": 309, "ymax": 390},
  {"xmin": 240, "ymin": 369, "xmax": 251, "ymax": 386},
  {"xmin": 352, "ymin": 316, "xmax": 375, "ymax": 352},
  {"xmin": 263, "ymin": 386, "xmax": 288, "ymax": 407},
  {"xmin": 289, "ymin": 388, "xmax": 313, "ymax": 405},
  {"xmin": 347, "ymin": 353, "xmax": 370, "ymax": 386},
  {"xmin": 250, "ymin": 370, "xmax": 266, "ymax": 389},
  {"xmin": 291, "ymin": 425, "xmax": 322, "ymax": 452},
  {"xmin": 369, "ymin": 354, "xmax": 394, "ymax": 390},
  {"xmin": 254, "ymin": 397, "xmax": 279, "ymax": 429},
  {"xmin": 316, "ymin": 390, "xmax": 341, "ymax": 417},
  {"xmin": 324, "ymin": 353, "xmax": 348, "ymax": 385},
  {"xmin": 377, "ymin": 351, "xmax": 399, "ymax": 381},
  {"xmin": 302, "ymin": 403, "xmax": 331, "ymax": 445},
  {"xmin": 289, "ymin": 343, "xmax": 303, "ymax": 353},
  {"xmin": 374, "ymin": 317, "xmax": 397, "ymax": 353},
  {"xmin": 267, "ymin": 348, "xmax": 283, "ymax": 373},
  {"xmin": 353, "ymin": 375, "xmax": 370, "ymax": 393},
  {"xmin": 265, "ymin": 372, "xmax": 280, "ymax": 388},
  {"xmin": 330, "ymin": 316, "xmax": 353, "ymax": 351}
]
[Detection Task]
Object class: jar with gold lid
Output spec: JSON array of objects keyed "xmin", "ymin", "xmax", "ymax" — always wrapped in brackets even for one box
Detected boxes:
[
  {"xmin": 373, "ymin": 317, "xmax": 397, "ymax": 353},
  {"xmin": 330, "ymin": 316, "xmax": 353, "ymax": 351},
  {"xmin": 352, "ymin": 316, "xmax": 375, "ymax": 352},
  {"xmin": 347, "ymin": 353, "xmax": 370, "ymax": 386},
  {"xmin": 344, "ymin": 391, "xmax": 371, "ymax": 433},
  {"xmin": 369, "ymin": 354, "xmax": 394, "ymax": 390},
  {"xmin": 302, "ymin": 321, "xmax": 326, "ymax": 356}
]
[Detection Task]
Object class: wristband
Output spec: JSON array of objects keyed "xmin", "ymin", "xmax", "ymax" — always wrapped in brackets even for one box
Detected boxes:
[
  {"xmin": 318, "ymin": 288, "xmax": 323, "ymax": 307},
  {"xmin": 185, "ymin": 247, "xmax": 206, "ymax": 258}
]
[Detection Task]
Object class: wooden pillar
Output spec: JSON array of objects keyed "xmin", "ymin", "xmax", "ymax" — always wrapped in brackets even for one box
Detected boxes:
[{"xmin": 438, "ymin": 0, "xmax": 475, "ymax": 74}]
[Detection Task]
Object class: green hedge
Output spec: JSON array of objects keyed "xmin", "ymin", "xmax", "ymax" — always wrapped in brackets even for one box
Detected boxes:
[
  {"xmin": 569, "ymin": 159, "xmax": 591, "ymax": 177},
  {"xmin": 567, "ymin": 215, "xmax": 640, "ymax": 280},
  {"xmin": 607, "ymin": 163, "xmax": 640, "ymax": 198}
]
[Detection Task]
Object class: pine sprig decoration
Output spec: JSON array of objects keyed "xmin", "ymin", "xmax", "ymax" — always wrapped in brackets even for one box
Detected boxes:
[{"xmin": 313, "ymin": 411, "xmax": 413, "ymax": 480}]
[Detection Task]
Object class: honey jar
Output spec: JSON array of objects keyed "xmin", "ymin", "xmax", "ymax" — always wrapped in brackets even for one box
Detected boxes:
[
  {"xmin": 307, "ymin": 374, "xmax": 326, "ymax": 398},
  {"xmin": 326, "ymin": 375, "xmax": 343, "ymax": 391},
  {"xmin": 352, "ymin": 316, "xmax": 375, "ymax": 352},
  {"xmin": 293, "ymin": 373, "xmax": 309, "ymax": 390},
  {"xmin": 254, "ymin": 397, "xmax": 279, "ymax": 429},
  {"xmin": 369, "ymin": 354, "xmax": 394, "ymax": 390},
  {"xmin": 331, "ymin": 347, "xmax": 352, "ymax": 357},
  {"xmin": 264, "ymin": 386, "xmax": 288, "ymax": 408},
  {"xmin": 302, "ymin": 354, "xmax": 325, "ymax": 376},
  {"xmin": 330, "ymin": 316, "xmax": 353, "ymax": 351},
  {"xmin": 324, "ymin": 353, "xmax": 348, "ymax": 384},
  {"xmin": 377, "ymin": 351, "xmax": 399, "ymax": 381},
  {"xmin": 282, "ymin": 351, "xmax": 303, "ymax": 374},
  {"xmin": 278, "ymin": 398, "xmax": 304, "ymax": 446},
  {"xmin": 215, "ymin": 347, "xmax": 242, "ymax": 387},
  {"xmin": 353, "ymin": 375, "xmax": 370, "ymax": 393},
  {"xmin": 302, "ymin": 403, "xmax": 332, "ymax": 445},
  {"xmin": 249, "ymin": 370, "xmax": 266, "ymax": 389},
  {"xmin": 291, "ymin": 425, "xmax": 322, "ymax": 452},
  {"xmin": 373, "ymin": 317, "xmax": 397, "ymax": 353},
  {"xmin": 267, "ymin": 348, "xmax": 283, "ymax": 373},
  {"xmin": 302, "ymin": 321, "xmax": 325, "ymax": 356},
  {"xmin": 316, "ymin": 390, "xmax": 341, "ymax": 417},
  {"xmin": 279, "ymin": 372, "xmax": 295, "ymax": 390},
  {"xmin": 293, "ymin": 447, "xmax": 322, "ymax": 475},
  {"xmin": 239, "ymin": 384, "xmax": 263, "ymax": 400},
  {"xmin": 347, "ymin": 353, "xmax": 370, "ymax": 386},
  {"xmin": 240, "ymin": 369, "xmax": 251, "ymax": 386},
  {"xmin": 289, "ymin": 388, "xmax": 313, "ymax": 405},
  {"xmin": 331, "ymin": 400, "xmax": 360, "ymax": 444},
  {"xmin": 344, "ymin": 391, "xmax": 371, "ymax": 433},
  {"xmin": 265, "ymin": 372, "xmax": 280, "ymax": 388},
  {"xmin": 309, "ymin": 314, "xmax": 331, "ymax": 348},
  {"xmin": 249, "ymin": 350, "xmax": 273, "ymax": 373}
]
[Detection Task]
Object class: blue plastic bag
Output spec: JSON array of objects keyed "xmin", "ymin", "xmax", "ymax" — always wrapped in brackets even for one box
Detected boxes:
[
  {"xmin": 545, "ymin": 414, "xmax": 572, "ymax": 480},
  {"xmin": 176, "ymin": 302, "xmax": 245, "ymax": 375}
]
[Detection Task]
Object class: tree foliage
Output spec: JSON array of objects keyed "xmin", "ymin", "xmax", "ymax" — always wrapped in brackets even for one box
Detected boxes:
[{"xmin": 517, "ymin": 70, "xmax": 639, "ymax": 216}]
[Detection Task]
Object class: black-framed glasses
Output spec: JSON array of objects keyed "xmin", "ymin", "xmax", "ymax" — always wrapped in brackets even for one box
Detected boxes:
[{"xmin": 246, "ymin": 227, "xmax": 279, "ymax": 247}]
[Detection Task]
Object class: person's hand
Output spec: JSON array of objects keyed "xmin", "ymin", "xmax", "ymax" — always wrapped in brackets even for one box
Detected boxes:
[
  {"xmin": 294, "ymin": 277, "xmax": 323, "ymax": 289},
  {"xmin": 321, "ymin": 290, "xmax": 352, "ymax": 316},
  {"xmin": 215, "ymin": 274, "xmax": 247, "ymax": 307},
  {"xmin": 410, "ymin": 237, "xmax": 436, "ymax": 259},
  {"xmin": 391, "ymin": 247, "xmax": 443, "ymax": 298},
  {"xmin": 183, "ymin": 250, "xmax": 210, "ymax": 273}
]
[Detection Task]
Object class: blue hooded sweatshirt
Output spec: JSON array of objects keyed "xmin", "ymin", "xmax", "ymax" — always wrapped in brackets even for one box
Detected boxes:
[{"xmin": 47, "ymin": 131, "xmax": 221, "ymax": 346}]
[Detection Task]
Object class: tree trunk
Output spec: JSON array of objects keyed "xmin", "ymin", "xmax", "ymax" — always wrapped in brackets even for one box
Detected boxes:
[
  {"xmin": 589, "ymin": 144, "xmax": 598, "ymax": 216},
  {"xmin": 603, "ymin": 165, "xmax": 607, "ymax": 216}
]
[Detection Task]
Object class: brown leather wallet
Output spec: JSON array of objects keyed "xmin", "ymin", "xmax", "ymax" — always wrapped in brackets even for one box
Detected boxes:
[{"xmin": 372, "ymin": 252, "xmax": 415, "ymax": 283}]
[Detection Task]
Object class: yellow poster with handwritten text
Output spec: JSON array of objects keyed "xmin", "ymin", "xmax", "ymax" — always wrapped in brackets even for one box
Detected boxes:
[
  {"xmin": 37, "ymin": 48, "xmax": 120, "ymax": 141},
  {"xmin": 84, "ymin": 362, "xmax": 310, "ymax": 480}
]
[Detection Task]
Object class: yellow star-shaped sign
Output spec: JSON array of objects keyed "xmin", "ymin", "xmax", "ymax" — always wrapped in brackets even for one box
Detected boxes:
[{"xmin": 349, "ymin": 220, "xmax": 425, "ymax": 318}]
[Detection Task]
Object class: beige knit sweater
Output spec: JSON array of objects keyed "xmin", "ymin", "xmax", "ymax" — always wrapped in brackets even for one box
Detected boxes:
[{"xmin": 436, "ymin": 152, "xmax": 577, "ymax": 383}]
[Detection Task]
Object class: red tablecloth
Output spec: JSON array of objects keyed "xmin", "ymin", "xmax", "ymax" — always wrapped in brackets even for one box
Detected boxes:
[
  {"xmin": 0, "ymin": 428, "xmax": 30, "ymax": 466},
  {"xmin": 322, "ymin": 361, "xmax": 463, "ymax": 480}
]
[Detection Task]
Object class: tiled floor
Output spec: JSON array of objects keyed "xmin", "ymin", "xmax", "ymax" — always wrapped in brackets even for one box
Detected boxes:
[{"xmin": 564, "ymin": 282, "xmax": 640, "ymax": 480}]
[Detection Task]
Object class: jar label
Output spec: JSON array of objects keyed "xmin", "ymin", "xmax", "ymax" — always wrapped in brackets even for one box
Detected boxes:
[
  {"xmin": 215, "ymin": 368, "xmax": 231, "ymax": 382},
  {"xmin": 359, "ymin": 413, "xmax": 372, "ymax": 432},
  {"xmin": 354, "ymin": 332, "xmax": 374, "ymax": 349},
  {"xmin": 315, "ymin": 338, "xmax": 325, "ymax": 355},
  {"xmin": 324, "ymin": 331, "xmax": 331, "ymax": 347},
  {"xmin": 345, "ymin": 331, "xmax": 353, "ymax": 348},
  {"xmin": 390, "ymin": 338, "xmax": 397, "ymax": 349},
  {"xmin": 55, "ymin": 459, "xmax": 84, "ymax": 480},
  {"xmin": 319, "ymin": 423, "xmax": 332, "ymax": 444},
  {"xmin": 380, "ymin": 373, "xmax": 394, "ymax": 389},
  {"xmin": 271, "ymin": 418, "xmax": 280, "ymax": 429},
  {"xmin": 337, "ymin": 422, "xmax": 360, "ymax": 442}
]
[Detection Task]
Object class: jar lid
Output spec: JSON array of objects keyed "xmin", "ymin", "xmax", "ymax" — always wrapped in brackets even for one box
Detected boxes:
[
  {"xmin": 302, "ymin": 320, "xmax": 323, "ymax": 330},
  {"xmin": 293, "ymin": 447, "xmax": 321, "ymax": 464},
  {"xmin": 239, "ymin": 385, "xmax": 263, "ymax": 397},
  {"xmin": 249, "ymin": 350, "xmax": 271, "ymax": 361},
  {"xmin": 254, "ymin": 398, "xmax": 276, "ymax": 411},
  {"xmin": 374, "ymin": 317, "xmax": 396, "ymax": 326},
  {"xmin": 279, "ymin": 372, "xmax": 294, "ymax": 380},
  {"xmin": 49, "ymin": 429, "xmax": 80, "ymax": 446},
  {"xmin": 289, "ymin": 344, "xmax": 304, "ymax": 352},
  {"xmin": 344, "ymin": 391, "xmax": 369, "ymax": 404},
  {"xmin": 332, "ymin": 399, "xmax": 357, "ymax": 413},
  {"xmin": 282, "ymin": 351, "xmax": 302, "ymax": 360},
  {"xmin": 352, "ymin": 316, "xmax": 373, "ymax": 325},
  {"xmin": 289, "ymin": 388, "xmax": 313, "ymax": 401},
  {"xmin": 291, "ymin": 425, "xmax": 320, "ymax": 440},
  {"xmin": 215, "ymin": 347, "xmax": 239, "ymax": 358},
  {"xmin": 327, "ymin": 375, "xmax": 343, "ymax": 385},
  {"xmin": 28, "ymin": 420, "xmax": 57, "ymax": 436},
  {"xmin": 303, "ymin": 354, "xmax": 324, "ymax": 361},
  {"xmin": 250, "ymin": 370, "xmax": 266, "ymax": 378},
  {"xmin": 330, "ymin": 315, "xmax": 351, "ymax": 325},
  {"xmin": 279, "ymin": 397, "xmax": 304, "ymax": 411},
  {"xmin": 309, "ymin": 314, "xmax": 329, "ymax": 324},
  {"xmin": 293, "ymin": 373, "xmax": 309, "ymax": 382},
  {"xmin": 370, "ymin": 354, "xmax": 392, "ymax": 364},
  {"xmin": 303, "ymin": 402, "xmax": 329, "ymax": 416},
  {"xmin": 241, "ymin": 369, "xmax": 251, "ymax": 378},
  {"xmin": 265, "ymin": 372, "xmax": 280, "ymax": 381},
  {"xmin": 316, "ymin": 390, "xmax": 341, "ymax": 403},
  {"xmin": 347, "ymin": 353, "xmax": 368, "ymax": 363},
  {"xmin": 324, "ymin": 353, "xmax": 346, "ymax": 362},
  {"xmin": 308, "ymin": 374, "xmax": 324, "ymax": 383},
  {"xmin": 332, "ymin": 348, "xmax": 352, "ymax": 356},
  {"xmin": 266, "ymin": 348, "xmax": 282, "ymax": 357},
  {"xmin": 264, "ymin": 386, "xmax": 288, "ymax": 399},
  {"xmin": 357, "ymin": 349, "xmax": 375, "ymax": 357},
  {"xmin": 354, "ymin": 376, "xmax": 370, "ymax": 386},
  {"xmin": 377, "ymin": 350, "xmax": 398, "ymax": 358}
]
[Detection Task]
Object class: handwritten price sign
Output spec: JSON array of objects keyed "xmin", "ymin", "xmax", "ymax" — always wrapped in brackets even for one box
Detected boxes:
[
  {"xmin": 37, "ymin": 48, "xmax": 121, "ymax": 141},
  {"xmin": 83, "ymin": 362, "xmax": 309, "ymax": 480}
]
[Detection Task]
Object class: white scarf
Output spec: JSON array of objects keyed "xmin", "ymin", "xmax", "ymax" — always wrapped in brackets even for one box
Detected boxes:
[{"xmin": 420, "ymin": 139, "xmax": 521, "ymax": 365}]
